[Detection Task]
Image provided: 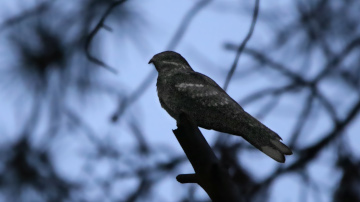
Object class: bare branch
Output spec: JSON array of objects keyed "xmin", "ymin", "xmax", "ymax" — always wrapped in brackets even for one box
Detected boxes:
[
  {"xmin": 293, "ymin": 98, "xmax": 360, "ymax": 168},
  {"xmin": 177, "ymin": 173, "xmax": 198, "ymax": 184},
  {"xmin": 313, "ymin": 36, "xmax": 360, "ymax": 83},
  {"xmin": 254, "ymin": 96, "xmax": 281, "ymax": 120},
  {"xmin": 224, "ymin": 45, "xmax": 307, "ymax": 84},
  {"xmin": 240, "ymin": 83, "xmax": 298, "ymax": 106},
  {"xmin": 85, "ymin": 0, "xmax": 127, "ymax": 74},
  {"xmin": 288, "ymin": 92, "xmax": 315, "ymax": 147},
  {"xmin": 223, "ymin": 0, "xmax": 259, "ymax": 91},
  {"xmin": 0, "ymin": 1, "xmax": 53, "ymax": 31},
  {"xmin": 264, "ymin": 98, "xmax": 360, "ymax": 184},
  {"xmin": 111, "ymin": 71, "xmax": 157, "ymax": 122},
  {"xmin": 167, "ymin": 0, "xmax": 211, "ymax": 50},
  {"xmin": 313, "ymin": 87, "xmax": 338, "ymax": 122}
]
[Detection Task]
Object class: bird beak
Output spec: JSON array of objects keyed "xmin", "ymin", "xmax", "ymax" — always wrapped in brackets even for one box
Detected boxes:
[{"xmin": 148, "ymin": 58, "xmax": 153, "ymax": 64}]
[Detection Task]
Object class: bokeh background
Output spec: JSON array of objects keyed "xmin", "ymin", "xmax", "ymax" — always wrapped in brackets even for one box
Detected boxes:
[{"xmin": 0, "ymin": 0, "xmax": 360, "ymax": 201}]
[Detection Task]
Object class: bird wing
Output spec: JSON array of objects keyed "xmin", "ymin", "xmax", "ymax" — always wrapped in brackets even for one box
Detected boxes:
[
  {"xmin": 169, "ymin": 71, "xmax": 246, "ymax": 131},
  {"xmin": 170, "ymin": 72, "xmax": 292, "ymax": 162},
  {"xmin": 170, "ymin": 71, "xmax": 242, "ymax": 118}
]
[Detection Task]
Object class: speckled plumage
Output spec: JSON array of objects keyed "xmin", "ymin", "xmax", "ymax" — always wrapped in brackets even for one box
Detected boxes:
[{"xmin": 149, "ymin": 51, "xmax": 292, "ymax": 162}]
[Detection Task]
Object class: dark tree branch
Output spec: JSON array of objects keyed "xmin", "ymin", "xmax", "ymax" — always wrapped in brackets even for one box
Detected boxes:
[
  {"xmin": 240, "ymin": 83, "xmax": 298, "ymax": 106},
  {"xmin": 224, "ymin": 45, "xmax": 307, "ymax": 84},
  {"xmin": 0, "ymin": 1, "xmax": 53, "ymax": 31},
  {"xmin": 244, "ymin": 48, "xmax": 306, "ymax": 84},
  {"xmin": 254, "ymin": 95, "xmax": 281, "ymax": 120},
  {"xmin": 313, "ymin": 87, "xmax": 338, "ymax": 122},
  {"xmin": 288, "ymin": 92, "xmax": 314, "ymax": 147},
  {"xmin": 173, "ymin": 114, "xmax": 242, "ymax": 202},
  {"xmin": 223, "ymin": 0, "xmax": 259, "ymax": 91},
  {"xmin": 85, "ymin": 0, "xmax": 127, "ymax": 74},
  {"xmin": 313, "ymin": 36, "xmax": 360, "ymax": 83},
  {"xmin": 263, "ymin": 98, "xmax": 360, "ymax": 185},
  {"xmin": 290, "ymin": 98, "xmax": 360, "ymax": 170},
  {"xmin": 177, "ymin": 173, "xmax": 198, "ymax": 184},
  {"xmin": 127, "ymin": 119, "xmax": 150, "ymax": 153},
  {"xmin": 64, "ymin": 107, "xmax": 100, "ymax": 145},
  {"xmin": 111, "ymin": 71, "xmax": 157, "ymax": 122}
]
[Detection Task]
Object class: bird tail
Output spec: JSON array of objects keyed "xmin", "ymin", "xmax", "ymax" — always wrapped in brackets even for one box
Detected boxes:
[{"xmin": 238, "ymin": 113, "xmax": 292, "ymax": 163}]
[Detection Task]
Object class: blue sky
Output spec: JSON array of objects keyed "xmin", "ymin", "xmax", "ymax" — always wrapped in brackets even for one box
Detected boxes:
[{"xmin": 1, "ymin": 0, "xmax": 360, "ymax": 201}]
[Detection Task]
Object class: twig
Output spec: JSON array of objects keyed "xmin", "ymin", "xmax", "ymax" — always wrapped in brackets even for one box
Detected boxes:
[
  {"xmin": 291, "ymin": 99, "xmax": 360, "ymax": 169},
  {"xmin": 313, "ymin": 87, "xmax": 338, "ymax": 122},
  {"xmin": 224, "ymin": 45, "xmax": 307, "ymax": 84},
  {"xmin": 167, "ymin": 0, "xmax": 211, "ymax": 50},
  {"xmin": 288, "ymin": 92, "xmax": 315, "ymax": 147},
  {"xmin": 263, "ymin": 98, "xmax": 360, "ymax": 184},
  {"xmin": 0, "ymin": 1, "xmax": 53, "ymax": 31},
  {"xmin": 111, "ymin": 71, "xmax": 157, "ymax": 122},
  {"xmin": 254, "ymin": 96, "xmax": 281, "ymax": 120},
  {"xmin": 223, "ymin": 0, "xmax": 260, "ymax": 91},
  {"xmin": 244, "ymin": 48, "xmax": 306, "ymax": 84},
  {"xmin": 85, "ymin": 0, "xmax": 127, "ymax": 74},
  {"xmin": 64, "ymin": 107, "xmax": 100, "ymax": 144},
  {"xmin": 313, "ymin": 37, "xmax": 360, "ymax": 83},
  {"xmin": 239, "ymin": 83, "xmax": 298, "ymax": 106}
]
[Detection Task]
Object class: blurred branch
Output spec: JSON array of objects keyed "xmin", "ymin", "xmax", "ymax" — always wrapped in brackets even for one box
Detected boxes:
[
  {"xmin": 22, "ymin": 97, "xmax": 42, "ymax": 135},
  {"xmin": 313, "ymin": 36, "xmax": 360, "ymax": 83},
  {"xmin": 0, "ymin": 1, "xmax": 53, "ymax": 31},
  {"xmin": 296, "ymin": 0, "xmax": 333, "ymax": 58},
  {"xmin": 254, "ymin": 96, "xmax": 281, "ymax": 120},
  {"xmin": 289, "ymin": 98, "xmax": 360, "ymax": 171},
  {"xmin": 64, "ymin": 107, "xmax": 100, "ymax": 145},
  {"xmin": 264, "ymin": 98, "xmax": 360, "ymax": 185},
  {"xmin": 85, "ymin": 0, "xmax": 127, "ymax": 74},
  {"xmin": 288, "ymin": 91, "xmax": 314, "ymax": 147},
  {"xmin": 313, "ymin": 87, "xmax": 338, "ymax": 122},
  {"xmin": 0, "ymin": 137, "xmax": 78, "ymax": 201},
  {"xmin": 111, "ymin": 0, "xmax": 211, "ymax": 122},
  {"xmin": 224, "ymin": 46, "xmax": 307, "ymax": 84},
  {"xmin": 125, "ymin": 178, "xmax": 153, "ymax": 202},
  {"xmin": 111, "ymin": 72, "xmax": 157, "ymax": 122},
  {"xmin": 128, "ymin": 119, "xmax": 150, "ymax": 153},
  {"xmin": 64, "ymin": 107, "xmax": 122, "ymax": 160},
  {"xmin": 244, "ymin": 48, "xmax": 303, "ymax": 82},
  {"xmin": 223, "ymin": 0, "xmax": 259, "ymax": 91},
  {"xmin": 240, "ymin": 83, "xmax": 298, "ymax": 106},
  {"xmin": 173, "ymin": 114, "xmax": 242, "ymax": 202},
  {"xmin": 167, "ymin": 0, "xmax": 211, "ymax": 50}
]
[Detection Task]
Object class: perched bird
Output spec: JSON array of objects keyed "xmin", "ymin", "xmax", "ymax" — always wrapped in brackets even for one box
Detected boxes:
[{"xmin": 149, "ymin": 51, "xmax": 292, "ymax": 162}]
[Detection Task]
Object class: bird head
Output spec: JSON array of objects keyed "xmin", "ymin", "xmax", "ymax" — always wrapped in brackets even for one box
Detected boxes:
[{"xmin": 149, "ymin": 51, "xmax": 193, "ymax": 73}]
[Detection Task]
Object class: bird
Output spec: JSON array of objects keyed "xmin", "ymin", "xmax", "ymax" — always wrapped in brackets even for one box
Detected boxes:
[{"xmin": 149, "ymin": 51, "xmax": 292, "ymax": 163}]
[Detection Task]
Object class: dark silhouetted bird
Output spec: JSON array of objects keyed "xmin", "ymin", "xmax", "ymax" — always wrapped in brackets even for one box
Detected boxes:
[{"xmin": 149, "ymin": 51, "xmax": 292, "ymax": 162}]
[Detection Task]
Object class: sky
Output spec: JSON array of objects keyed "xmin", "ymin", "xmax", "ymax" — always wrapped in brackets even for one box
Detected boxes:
[{"xmin": 1, "ymin": 0, "xmax": 360, "ymax": 201}]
